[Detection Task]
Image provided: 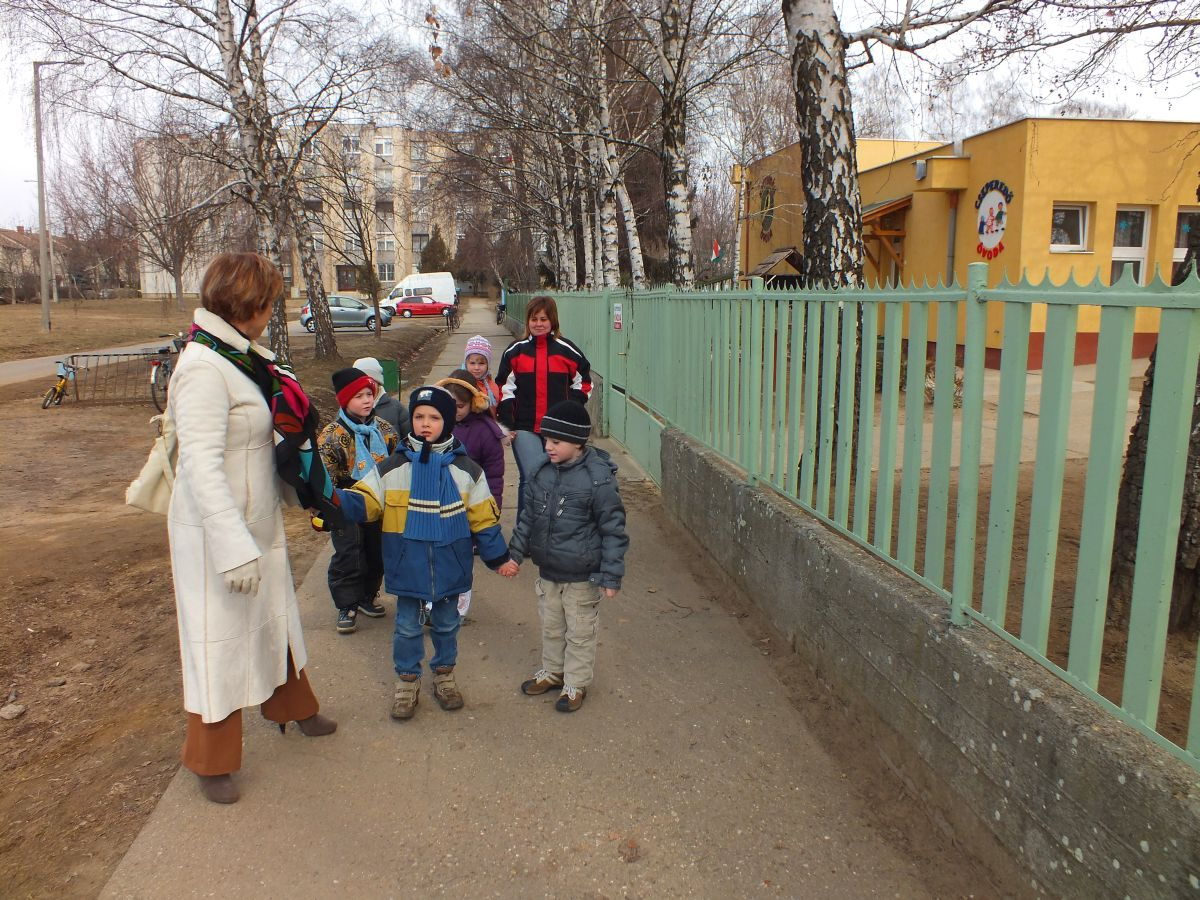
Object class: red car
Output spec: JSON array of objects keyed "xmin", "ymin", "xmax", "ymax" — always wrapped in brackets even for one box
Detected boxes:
[{"xmin": 380, "ymin": 293, "xmax": 456, "ymax": 319}]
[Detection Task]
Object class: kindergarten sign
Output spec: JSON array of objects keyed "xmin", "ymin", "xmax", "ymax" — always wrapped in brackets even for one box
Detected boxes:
[{"xmin": 975, "ymin": 179, "xmax": 1013, "ymax": 260}]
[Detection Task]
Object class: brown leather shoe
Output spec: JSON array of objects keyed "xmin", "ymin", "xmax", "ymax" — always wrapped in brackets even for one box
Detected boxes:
[
  {"xmin": 431, "ymin": 666, "xmax": 464, "ymax": 710},
  {"xmin": 296, "ymin": 713, "xmax": 337, "ymax": 737},
  {"xmin": 197, "ymin": 774, "xmax": 239, "ymax": 804},
  {"xmin": 555, "ymin": 685, "xmax": 586, "ymax": 713},
  {"xmin": 520, "ymin": 669, "xmax": 564, "ymax": 695}
]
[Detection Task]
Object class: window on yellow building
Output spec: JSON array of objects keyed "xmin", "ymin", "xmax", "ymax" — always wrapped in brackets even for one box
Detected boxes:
[
  {"xmin": 1111, "ymin": 207, "xmax": 1150, "ymax": 285},
  {"xmin": 1173, "ymin": 209, "xmax": 1200, "ymax": 281},
  {"xmin": 1050, "ymin": 204, "xmax": 1087, "ymax": 251}
]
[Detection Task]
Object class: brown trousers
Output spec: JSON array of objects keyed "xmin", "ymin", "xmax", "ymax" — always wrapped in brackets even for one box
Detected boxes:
[{"xmin": 181, "ymin": 651, "xmax": 319, "ymax": 776}]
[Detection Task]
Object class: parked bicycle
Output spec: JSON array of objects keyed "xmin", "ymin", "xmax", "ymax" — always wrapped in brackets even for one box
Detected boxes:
[
  {"xmin": 495, "ymin": 303, "xmax": 507, "ymax": 325},
  {"xmin": 41, "ymin": 359, "xmax": 79, "ymax": 409},
  {"xmin": 444, "ymin": 305, "xmax": 462, "ymax": 333},
  {"xmin": 150, "ymin": 332, "xmax": 188, "ymax": 413}
]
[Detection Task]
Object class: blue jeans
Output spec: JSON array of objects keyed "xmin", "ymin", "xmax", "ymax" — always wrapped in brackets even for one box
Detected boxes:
[
  {"xmin": 393, "ymin": 594, "xmax": 460, "ymax": 676},
  {"xmin": 511, "ymin": 429, "xmax": 546, "ymax": 524}
]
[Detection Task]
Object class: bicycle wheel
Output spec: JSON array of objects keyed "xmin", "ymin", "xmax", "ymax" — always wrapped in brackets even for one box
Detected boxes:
[
  {"xmin": 150, "ymin": 363, "xmax": 169, "ymax": 412},
  {"xmin": 42, "ymin": 385, "xmax": 59, "ymax": 409}
]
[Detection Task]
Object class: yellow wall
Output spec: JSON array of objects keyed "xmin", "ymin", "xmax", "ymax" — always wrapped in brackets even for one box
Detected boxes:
[
  {"xmin": 743, "ymin": 119, "xmax": 1200, "ymax": 356},
  {"xmin": 742, "ymin": 144, "xmax": 804, "ymax": 276},
  {"xmin": 856, "ymin": 139, "xmax": 946, "ymax": 171}
]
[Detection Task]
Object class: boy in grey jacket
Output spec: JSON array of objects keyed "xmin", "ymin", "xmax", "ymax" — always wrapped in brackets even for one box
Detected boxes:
[{"xmin": 498, "ymin": 401, "xmax": 628, "ymax": 712}]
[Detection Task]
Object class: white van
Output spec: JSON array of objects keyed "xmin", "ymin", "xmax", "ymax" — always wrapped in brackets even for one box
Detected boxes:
[{"xmin": 382, "ymin": 272, "xmax": 457, "ymax": 311}]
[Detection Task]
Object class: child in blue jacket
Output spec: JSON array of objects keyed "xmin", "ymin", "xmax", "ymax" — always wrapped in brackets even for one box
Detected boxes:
[{"xmin": 337, "ymin": 385, "xmax": 511, "ymax": 721}]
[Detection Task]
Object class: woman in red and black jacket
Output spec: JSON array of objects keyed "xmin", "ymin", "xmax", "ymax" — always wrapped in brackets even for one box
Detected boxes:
[{"xmin": 497, "ymin": 295, "xmax": 592, "ymax": 519}]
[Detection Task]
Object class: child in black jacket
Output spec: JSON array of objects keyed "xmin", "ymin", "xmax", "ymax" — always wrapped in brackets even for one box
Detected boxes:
[{"xmin": 499, "ymin": 401, "xmax": 628, "ymax": 713}]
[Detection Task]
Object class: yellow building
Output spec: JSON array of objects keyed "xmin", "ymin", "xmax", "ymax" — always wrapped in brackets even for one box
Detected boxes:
[{"xmin": 741, "ymin": 119, "xmax": 1200, "ymax": 365}]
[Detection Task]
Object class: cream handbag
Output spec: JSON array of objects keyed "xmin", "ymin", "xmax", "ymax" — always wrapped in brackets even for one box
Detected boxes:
[{"xmin": 126, "ymin": 414, "xmax": 178, "ymax": 515}]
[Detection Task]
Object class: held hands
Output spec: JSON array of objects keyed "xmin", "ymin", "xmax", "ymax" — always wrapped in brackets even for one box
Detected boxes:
[
  {"xmin": 224, "ymin": 559, "xmax": 261, "ymax": 595},
  {"xmin": 497, "ymin": 560, "xmax": 520, "ymax": 578}
]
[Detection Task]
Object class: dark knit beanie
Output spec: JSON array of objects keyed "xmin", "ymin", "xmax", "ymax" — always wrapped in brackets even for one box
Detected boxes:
[
  {"xmin": 332, "ymin": 367, "xmax": 375, "ymax": 409},
  {"xmin": 539, "ymin": 400, "xmax": 591, "ymax": 445},
  {"xmin": 408, "ymin": 384, "xmax": 458, "ymax": 443}
]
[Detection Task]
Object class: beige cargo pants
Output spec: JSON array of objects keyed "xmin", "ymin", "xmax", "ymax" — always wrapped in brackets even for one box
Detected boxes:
[{"xmin": 535, "ymin": 578, "xmax": 601, "ymax": 689}]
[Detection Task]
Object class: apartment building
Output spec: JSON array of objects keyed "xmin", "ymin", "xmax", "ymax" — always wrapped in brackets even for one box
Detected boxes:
[{"xmin": 137, "ymin": 122, "xmax": 458, "ymax": 301}]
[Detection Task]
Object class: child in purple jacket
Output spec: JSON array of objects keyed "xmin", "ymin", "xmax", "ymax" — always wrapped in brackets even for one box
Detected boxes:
[
  {"xmin": 439, "ymin": 369, "xmax": 506, "ymax": 509},
  {"xmin": 439, "ymin": 370, "xmax": 507, "ymax": 622}
]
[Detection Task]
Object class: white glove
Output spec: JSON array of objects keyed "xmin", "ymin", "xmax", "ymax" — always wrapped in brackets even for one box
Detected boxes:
[{"xmin": 223, "ymin": 559, "xmax": 261, "ymax": 596}]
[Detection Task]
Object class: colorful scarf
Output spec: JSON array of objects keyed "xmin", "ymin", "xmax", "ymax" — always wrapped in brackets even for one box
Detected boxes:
[
  {"xmin": 190, "ymin": 326, "xmax": 343, "ymax": 530},
  {"xmin": 402, "ymin": 433, "xmax": 470, "ymax": 542},
  {"xmin": 338, "ymin": 409, "xmax": 388, "ymax": 479}
]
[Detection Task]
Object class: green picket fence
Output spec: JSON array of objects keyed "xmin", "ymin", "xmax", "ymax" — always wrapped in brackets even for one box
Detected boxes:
[{"xmin": 512, "ymin": 261, "xmax": 1200, "ymax": 769}]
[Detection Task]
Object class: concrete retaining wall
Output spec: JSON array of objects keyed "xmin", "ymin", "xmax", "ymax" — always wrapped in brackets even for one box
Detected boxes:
[{"xmin": 660, "ymin": 428, "xmax": 1200, "ymax": 899}]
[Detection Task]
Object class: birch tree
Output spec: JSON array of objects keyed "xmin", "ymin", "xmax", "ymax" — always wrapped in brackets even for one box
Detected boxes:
[{"xmin": 9, "ymin": 0, "xmax": 398, "ymax": 361}]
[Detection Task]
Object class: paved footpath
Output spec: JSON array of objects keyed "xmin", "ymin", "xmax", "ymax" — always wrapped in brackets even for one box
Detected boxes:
[{"xmin": 101, "ymin": 300, "xmax": 983, "ymax": 898}]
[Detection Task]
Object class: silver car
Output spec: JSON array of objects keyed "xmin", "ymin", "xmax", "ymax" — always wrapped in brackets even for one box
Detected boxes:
[{"xmin": 300, "ymin": 295, "xmax": 393, "ymax": 331}]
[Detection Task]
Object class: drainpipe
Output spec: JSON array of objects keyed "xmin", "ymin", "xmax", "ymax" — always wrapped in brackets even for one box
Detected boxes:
[{"xmin": 946, "ymin": 192, "xmax": 959, "ymax": 284}]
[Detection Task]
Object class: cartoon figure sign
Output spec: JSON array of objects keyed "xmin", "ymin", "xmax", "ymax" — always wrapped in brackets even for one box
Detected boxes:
[{"xmin": 975, "ymin": 179, "xmax": 1013, "ymax": 260}]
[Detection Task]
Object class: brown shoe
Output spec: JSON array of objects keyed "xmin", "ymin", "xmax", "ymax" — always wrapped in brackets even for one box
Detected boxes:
[
  {"xmin": 197, "ymin": 774, "xmax": 239, "ymax": 804},
  {"xmin": 431, "ymin": 666, "xmax": 464, "ymax": 710},
  {"xmin": 555, "ymin": 685, "xmax": 586, "ymax": 713},
  {"xmin": 296, "ymin": 713, "xmax": 337, "ymax": 737},
  {"xmin": 391, "ymin": 675, "xmax": 420, "ymax": 720},
  {"xmin": 520, "ymin": 669, "xmax": 564, "ymax": 696}
]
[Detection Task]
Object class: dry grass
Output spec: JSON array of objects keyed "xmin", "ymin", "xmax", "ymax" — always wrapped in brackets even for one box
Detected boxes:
[{"xmin": 0, "ymin": 298, "xmax": 200, "ymax": 363}]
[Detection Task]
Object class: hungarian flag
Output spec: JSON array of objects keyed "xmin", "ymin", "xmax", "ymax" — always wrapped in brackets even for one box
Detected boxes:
[{"xmin": 710, "ymin": 238, "xmax": 722, "ymax": 262}]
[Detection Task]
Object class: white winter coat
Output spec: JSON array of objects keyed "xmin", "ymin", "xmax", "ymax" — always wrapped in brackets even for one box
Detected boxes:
[{"xmin": 167, "ymin": 308, "xmax": 307, "ymax": 723}]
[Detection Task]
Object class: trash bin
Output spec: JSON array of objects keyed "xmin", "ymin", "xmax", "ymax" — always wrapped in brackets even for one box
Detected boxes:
[{"xmin": 380, "ymin": 358, "xmax": 400, "ymax": 394}]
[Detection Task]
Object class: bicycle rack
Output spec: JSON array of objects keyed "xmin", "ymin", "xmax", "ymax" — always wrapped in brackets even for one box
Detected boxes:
[{"xmin": 63, "ymin": 350, "xmax": 166, "ymax": 405}]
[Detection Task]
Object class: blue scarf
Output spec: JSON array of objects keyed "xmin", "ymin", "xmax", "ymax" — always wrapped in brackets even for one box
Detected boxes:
[
  {"xmin": 402, "ymin": 435, "xmax": 470, "ymax": 542},
  {"xmin": 338, "ymin": 409, "xmax": 389, "ymax": 480}
]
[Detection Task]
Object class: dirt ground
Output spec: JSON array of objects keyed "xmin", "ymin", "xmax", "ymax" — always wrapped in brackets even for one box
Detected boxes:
[{"xmin": 0, "ymin": 324, "xmax": 448, "ymax": 899}]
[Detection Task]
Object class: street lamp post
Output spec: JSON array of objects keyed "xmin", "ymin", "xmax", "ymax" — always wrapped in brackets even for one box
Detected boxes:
[{"xmin": 33, "ymin": 59, "xmax": 81, "ymax": 333}]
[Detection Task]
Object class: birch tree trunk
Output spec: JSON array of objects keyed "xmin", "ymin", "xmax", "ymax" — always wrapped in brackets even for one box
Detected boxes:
[
  {"xmin": 592, "ymin": 192, "xmax": 604, "ymax": 291},
  {"xmin": 660, "ymin": 0, "xmax": 695, "ymax": 288},
  {"xmin": 781, "ymin": 0, "xmax": 864, "ymax": 287},
  {"xmin": 253, "ymin": 206, "xmax": 292, "ymax": 361},
  {"xmin": 579, "ymin": 186, "xmax": 596, "ymax": 290},
  {"xmin": 616, "ymin": 179, "xmax": 646, "ymax": 290},
  {"xmin": 592, "ymin": 134, "xmax": 620, "ymax": 288}
]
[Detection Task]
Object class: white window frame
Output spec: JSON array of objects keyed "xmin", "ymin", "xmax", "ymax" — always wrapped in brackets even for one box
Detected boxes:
[
  {"xmin": 1050, "ymin": 203, "xmax": 1089, "ymax": 252},
  {"xmin": 410, "ymin": 141, "xmax": 427, "ymax": 162},
  {"xmin": 1111, "ymin": 206, "xmax": 1151, "ymax": 285},
  {"xmin": 411, "ymin": 173, "xmax": 428, "ymax": 192},
  {"xmin": 1173, "ymin": 207, "xmax": 1200, "ymax": 266},
  {"xmin": 374, "ymin": 138, "xmax": 393, "ymax": 158},
  {"xmin": 377, "ymin": 237, "xmax": 396, "ymax": 253},
  {"xmin": 377, "ymin": 262, "xmax": 395, "ymax": 282}
]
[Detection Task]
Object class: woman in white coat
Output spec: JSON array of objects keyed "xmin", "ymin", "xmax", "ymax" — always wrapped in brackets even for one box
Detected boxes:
[{"xmin": 169, "ymin": 252, "xmax": 335, "ymax": 804}]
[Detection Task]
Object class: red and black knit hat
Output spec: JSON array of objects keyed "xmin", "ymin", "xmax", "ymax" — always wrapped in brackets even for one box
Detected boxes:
[{"xmin": 332, "ymin": 367, "xmax": 375, "ymax": 409}]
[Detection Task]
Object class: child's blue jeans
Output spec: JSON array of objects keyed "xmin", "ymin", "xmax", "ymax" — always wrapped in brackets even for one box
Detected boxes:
[{"xmin": 393, "ymin": 594, "xmax": 460, "ymax": 676}]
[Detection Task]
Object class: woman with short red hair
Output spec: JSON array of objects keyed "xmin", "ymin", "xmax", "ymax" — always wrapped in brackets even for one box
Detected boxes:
[{"xmin": 168, "ymin": 252, "xmax": 337, "ymax": 804}]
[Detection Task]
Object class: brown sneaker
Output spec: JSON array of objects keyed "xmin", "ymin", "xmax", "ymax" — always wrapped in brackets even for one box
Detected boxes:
[
  {"xmin": 197, "ymin": 773, "xmax": 239, "ymax": 804},
  {"xmin": 391, "ymin": 675, "xmax": 420, "ymax": 720},
  {"xmin": 432, "ymin": 666, "xmax": 464, "ymax": 710},
  {"xmin": 555, "ymin": 685, "xmax": 586, "ymax": 713},
  {"xmin": 520, "ymin": 669, "xmax": 564, "ymax": 696}
]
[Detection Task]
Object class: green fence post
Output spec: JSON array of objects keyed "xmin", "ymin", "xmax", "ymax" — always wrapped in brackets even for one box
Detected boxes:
[{"xmin": 950, "ymin": 264, "xmax": 988, "ymax": 627}]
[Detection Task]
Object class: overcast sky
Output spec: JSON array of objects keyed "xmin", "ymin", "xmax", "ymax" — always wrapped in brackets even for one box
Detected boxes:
[{"xmin": 0, "ymin": 6, "xmax": 1194, "ymax": 230}]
